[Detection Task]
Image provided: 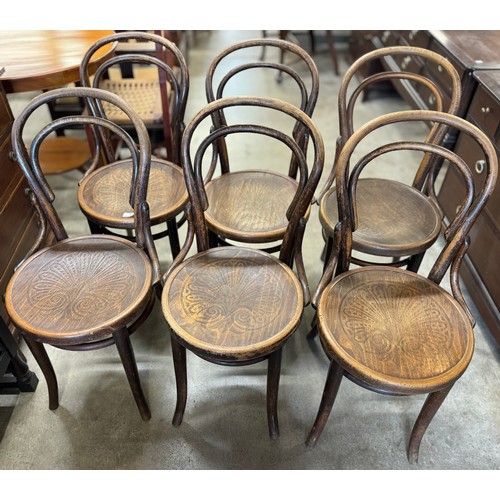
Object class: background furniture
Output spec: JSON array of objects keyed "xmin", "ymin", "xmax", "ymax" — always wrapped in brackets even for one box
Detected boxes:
[
  {"xmin": 347, "ymin": 30, "xmax": 500, "ymax": 346},
  {"xmin": 0, "ymin": 30, "xmax": 116, "ymax": 175}
]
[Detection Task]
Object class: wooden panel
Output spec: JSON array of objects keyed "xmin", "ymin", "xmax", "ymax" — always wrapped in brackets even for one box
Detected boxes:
[{"xmin": 0, "ymin": 135, "xmax": 22, "ymax": 211}]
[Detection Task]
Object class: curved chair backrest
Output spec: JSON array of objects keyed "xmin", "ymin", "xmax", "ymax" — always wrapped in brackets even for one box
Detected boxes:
[
  {"xmin": 80, "ymin": 31, "xmax": 189, "ymax": 165},
  {"xmin": 11, "ymin": 87, "xmax": 159, "ymax": 277},
  {"xmin": 317, "ymin": 46, "xmax": 462, "ymax": 201},
  {"xmin": 333, "ymin": 110, "xmax": 497, "ymax": 290},
  {"xmin": 205, "ymin": 38, "xmax": 320, "ymax": 179},
  {"xmin": 181, "ymin": 96, "xmax": 325, "ymax": 268}
]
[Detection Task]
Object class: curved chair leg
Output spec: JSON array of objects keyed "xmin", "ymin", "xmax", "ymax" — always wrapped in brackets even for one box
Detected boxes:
[
  {"xmin": 112, "ymin": 327, "xmax": 151, "ymax": 421},
  {"xmin": 23, "ymin": 337, "xmax": 59, "ymax": 410},
  {"xmin": 166, "ymin": 217, "xmax": 181, "ymax": 259},
  {"xmin": 267, "ymin": 348, "xmax": 283, "ymax": 440},
  {"xmin": 87, "ymin": 220, "xmax": 103, "ymax": 235},
  {"xmin": 408, "ymin": 385, "xmax": 453, "ymax": 464},
  {"xmin": 407, "ymin": 251, "xmax": 425, "ymax": 273},
  {"xmin": 171, "ymin": 336, "xmax": 187, "ymax": 427},
  {"xmin": 306, "ymin": 359, "xmax": 344, "ymax": 448}
]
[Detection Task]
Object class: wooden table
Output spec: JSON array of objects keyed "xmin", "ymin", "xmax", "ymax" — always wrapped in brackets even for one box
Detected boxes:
[
  {"xmin": 0, "ymin": 30, "xmax": 116, "ymax": 174},
  {"xmin": 0, "ymin": 30, "xmax": 116, "ymax": 93}
]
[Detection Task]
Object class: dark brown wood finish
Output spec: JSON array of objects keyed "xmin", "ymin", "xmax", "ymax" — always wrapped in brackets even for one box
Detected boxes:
[
  {"xmin": 5, "ymin": 87, "xmax": 161, "ymax": 420},
  {"xmin": 78, "ymin": 31, "xmax": 189, "ymax": 259},
  {"xmin": 316, "ymin": 46, "xmax": 461, "ymax": 273},
  {"xmin": 161, "ymin": 96, "xmax": 324, "ymax": 438},
  {"xmin": 307, "ymin": 109, "xmax": 497, "ymax": 463},
  {"xmin": 203, "ymin": 38, "xmax": 319, "ymax": 252}
]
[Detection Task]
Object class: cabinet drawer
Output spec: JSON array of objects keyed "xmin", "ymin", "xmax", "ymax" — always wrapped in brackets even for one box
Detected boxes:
[
  {"xmin": 0, "ymin": 85, "xmax": 13, "ymax": 143},
  {"xmin": 398, "ymin": 30, "xmax": 431, "ymax": 48},
  {"xmin": 467, "ymin": 83, "xmax": 500, "ymax": 140},
  {"xmin": 0, "ymin": 176, "xmax": 36, "ymax": 275},
  {"xmin": 0, "ymin": 134, "xmax": 22, "ymax": 211},
  {"xmin": 427, "ymin": 39, "xmax": 466, "ymax": 93},
  {"xmin": 438, "ymin": 165, "xmax": 500, "ymax": 304}
]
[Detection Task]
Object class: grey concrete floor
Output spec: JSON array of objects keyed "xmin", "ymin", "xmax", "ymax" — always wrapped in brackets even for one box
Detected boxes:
[{"xmin": 0, "ymin": 30, "xmax": 499, "ymax": 471}]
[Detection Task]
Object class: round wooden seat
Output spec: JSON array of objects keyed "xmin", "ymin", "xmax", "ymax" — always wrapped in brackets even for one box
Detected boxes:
[
  {"xmin": 320, "ymin": 178, "xmax": 442, "ymax": 257},
  {"xmin": 317, "ymin": 266, "xmax": 474, "ymax": 395},
  {"xmin": 205, "ymin": 170, "xmax": 305, "ymax": 243},
  {"xmin": 162, "ymin": 246, "xmax": 303, "ymax": 362},
  {"xmin": 78, "ymin": 158, "xmax": 188, "ymax": 228},
  {"xmin": 5, "ymin": 235, "xmax": 153, "ymax": 346}
]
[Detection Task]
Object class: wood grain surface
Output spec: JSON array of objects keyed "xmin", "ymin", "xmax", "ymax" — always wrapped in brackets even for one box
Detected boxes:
[
  {"xmin": 5, "ymin": 235, "xmax": 152, "ymax": 343},
  {"xmin": 320, "ymin": 178, "xmax": 442, "ymax": 256},
  {"xmin": 205, "ymin": 170, "xmax": 301, "ymax": 243},
  {"xmin": 318, "ymin": 266, "xmax": 474, "ymax": 394},
  {"xmin": 0, "ymin": 30, "xmax": 116, "ymax": 93},
  {"xmin": 162, "ymin": 246, "xmax": 303, "ymax": 360},
  {"xmin": 78, "ymin": 158, "xmax": 188, "ymax": 228}
]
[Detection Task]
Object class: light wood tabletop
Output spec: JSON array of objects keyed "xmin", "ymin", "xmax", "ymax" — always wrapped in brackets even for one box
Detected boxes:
[{"xmin": 0, "ymin": 30, "xmax": 116, "ymax": 93}]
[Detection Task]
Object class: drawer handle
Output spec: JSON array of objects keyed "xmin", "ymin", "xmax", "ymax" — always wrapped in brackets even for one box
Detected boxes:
[
  {"xmin": 428, "ymin": 95, "xmax": 437, "ymax": 106},
  {"xmin": 409, "ymin": 30, "xmax": 418, "ymax": 41},
  {"xmin": 401, "ymin": 55, "xmax": 411, "ymax": 69},
  {"xmin": 437, "ymin": 64, "xmax": 443, "ymax": 73},
  {"xmin": 382, "ymin": 31, "xmax": 390, "ymax": 42},
  {"xmin": 481, "ymin": 106, "xmax": 491, "ymax": 114},
  {"xmin": 8, "ymin": 151, "xmax": 17, "ymax": 162},
  {"xmin": 475, "ymin": 159, "xmax": 486, "ymax": 174}
]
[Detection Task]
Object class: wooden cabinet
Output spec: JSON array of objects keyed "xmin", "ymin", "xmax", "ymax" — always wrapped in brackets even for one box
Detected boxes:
[
  {"xmin": 0, "ymin": 74, "xmax": 40, "ymax": 393},
  {"xmin": 438, "ymin": 70, "xmax": 500, "ymax": 344}
]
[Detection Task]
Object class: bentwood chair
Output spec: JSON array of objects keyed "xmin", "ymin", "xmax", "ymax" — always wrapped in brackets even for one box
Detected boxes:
[
  {"xmin": 5, "ymin": 87, "xmax": 162, "ymax": 421},
  {"xmin": 77, "ymin": 31, "xmax": 189, "ymax": 259},
  {"xmin": 202, "ymin": 38, "xmax": 319, "ymax": 253},
  {"xmin": 306, "ymin": 110, "xmax": 497, "ymax": 463},
  {"xmin": 161, "ymin": 96, "xmax": 324, "ymax": 438},
  {"xmin": 316, "ymin": 46, "xmax": 462, "ymax": 273}
]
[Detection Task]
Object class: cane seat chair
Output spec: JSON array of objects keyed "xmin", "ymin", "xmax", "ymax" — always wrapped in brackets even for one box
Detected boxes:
[
  {"xmin": 161, "ymin": 96, "xmax": 324, "ymax": 438},
  {"xmin": 306, "ymin": 110, "xmax": 497, "ymax": 463},
  {"xmin": 5, "ymin": 87, "xmax": 162, "ymax": 421},
  {"xmin": 316, "ymin": 46, "xmax": 462, "ymax": 273},
  {"xmin": 202, "ymin": 38, "xmax": 319, "ymax": 253},
  {"xmin": 77, "ymin": 31, "xmax": 189, "ymax": 259}
]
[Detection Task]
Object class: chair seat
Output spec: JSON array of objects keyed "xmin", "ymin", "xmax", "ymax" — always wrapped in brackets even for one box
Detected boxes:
[
  {"xmin": 320, "ymin": 178, "xmax": 442, "ymax": 257},
  {"xmin": 101, "ymin": 78, "xmax": 165, "ymax": 124},
  {"xmin": 162, "ymin": 246, "xmax": 303, "ymax": 361},
  {"xmin": 78, "ymin": 158, "xmax": 188, "ymax": 228},
  {"xmin": 5, "ymin": 235, "xmax": 153, "ymax": 345},
  {"xmin": 317, "ymin": 266, "xmax": 474, "ymax": 395},
  {"xmin": 205, "ymin": 170, "xmax": 304, "ymax": 243}
]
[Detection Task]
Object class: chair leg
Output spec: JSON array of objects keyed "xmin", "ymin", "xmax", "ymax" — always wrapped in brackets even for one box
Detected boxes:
[
  {"xmin": 23, "ymin": 337, "xmax": 59, "ymax": 410},
  {"xmin": 87, "ymin": 220, "xmax": 103, "ymax": 234},
  {"xmin": 306, "ymin": 359, "xmax": 344, "ymax": 448},
  {"xmin": 326, "ymin": 30, "xmax": 340, "ymax": 75},
  {"xmin": 407, "ymin": 251, "xmax": 425, "ymax": 273},
  {"xmin": 267, "ymin": 347, "xmax": 283, "ymax": 440},
  {"xmin": 166, "ymin": 217, "xmax": 181, "ymax": 259},
  {"xmin": 112, "ymin": 327, "xmax": 151, "ymax": 421},
  {"xmin": 408, "ymin": 385, "xmax": 453, "ymax": 464},
  {"xmin": 171, "ymin": 336, "xmax": 187, "ymax": 427}
]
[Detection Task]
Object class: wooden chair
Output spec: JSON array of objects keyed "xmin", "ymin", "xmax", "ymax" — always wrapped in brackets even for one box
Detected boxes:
[
  {"xmin": 316, "ymin": 46, "xmax": 462, "ymax": 273},
  {"xmin": 77, "ymin": 31, "xmax": 189, "ymax": 259},
  {"xmin": 5, "ymin": 87, "xmax": 162, "ymax": 421},
  {"xmin": 203, "ymin": 38, "xmax": 319, "ymax": 254},
  {"xmin": 161, "ymin": 96, "xmax": 324, "ymax": 438},
  {"xmin": 306, "ymin": 109, "xmax": 497, "ymax": 463}
]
